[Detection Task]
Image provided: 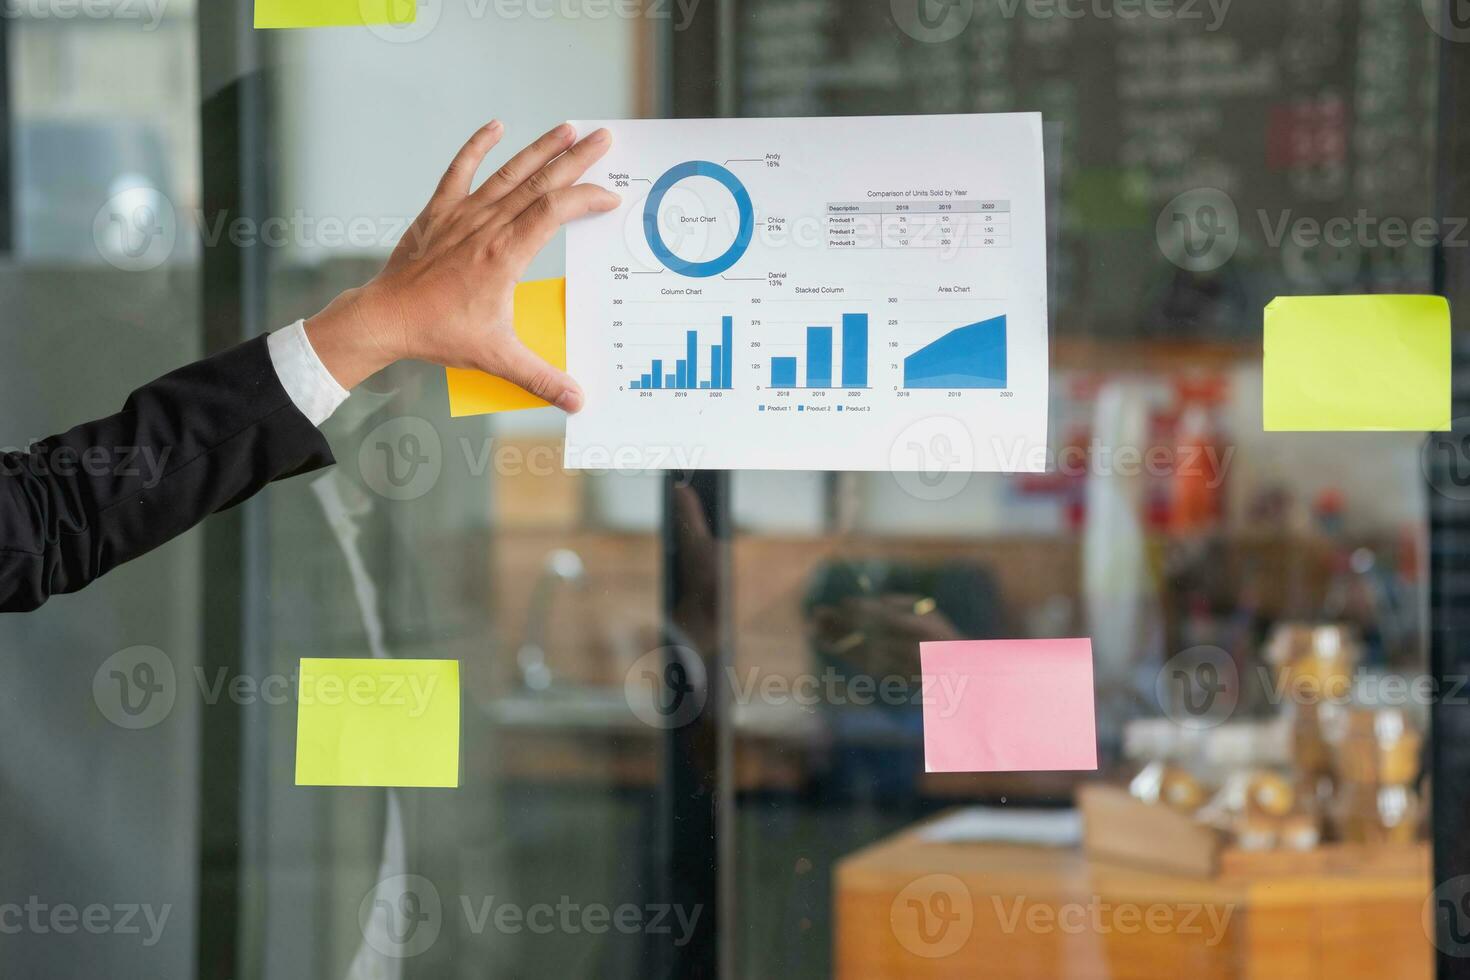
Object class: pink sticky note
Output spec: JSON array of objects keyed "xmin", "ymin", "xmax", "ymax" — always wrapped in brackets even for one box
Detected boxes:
[{"xmin": 920, "ymin": 638, "xmax": 1098, "ymax": 773}]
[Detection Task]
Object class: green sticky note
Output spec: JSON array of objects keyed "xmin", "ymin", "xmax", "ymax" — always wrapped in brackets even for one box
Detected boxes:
[
  {"xmin": 255, "ymin": 0, "xmax": 414, "ymax": 28},
  {"xmin": 295, "ymin": 658, "xmax": 460, "ymax": 788},
  {"xmin": 1263, "ymin": 295, "xmax": 1451, "ymax": 432}
]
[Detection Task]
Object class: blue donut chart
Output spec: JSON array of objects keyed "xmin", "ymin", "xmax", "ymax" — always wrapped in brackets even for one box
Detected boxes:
[{"xmin": 643, "ymin": 161, "xmax": 754, "ymax": 278}]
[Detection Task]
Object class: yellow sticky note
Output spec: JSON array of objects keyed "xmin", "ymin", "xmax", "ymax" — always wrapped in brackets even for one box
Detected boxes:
[
  {"xmin": 446, "ymin": 278, "xmax": 567, "ymax": 417},
  {"xmin": 295, "ymin": 658, "xmax": 460, "ymax": 788},
  {"xmin": 1264, "ymin": 294, "xmax": 1451, "ymax": 432},
  {"xmin": 254, "ymin": 0, "xmax": 413, "ymax": 28}
]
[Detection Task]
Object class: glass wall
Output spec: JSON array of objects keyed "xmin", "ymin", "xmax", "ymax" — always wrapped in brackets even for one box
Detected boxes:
[
  {"xmin": 0, "ymin": 2, "xmax": 201, "ymax": 978},
  {"xmin": 0, "ymin": 1, "xmax": 1461, "ymax": 977},
  {"xmin": 728, "ymin": 2, "xmax": 1442, "ymax": 978},
  {"xmin": 243, "ymin": 10, "xmax": 669, "ymax": 979}
]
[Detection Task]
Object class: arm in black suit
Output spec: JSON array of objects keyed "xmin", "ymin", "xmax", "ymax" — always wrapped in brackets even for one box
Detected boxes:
[
  {"xmin": 0, "ymin": 120, "xmax": 619, "ymax": 614},
  {"xmin": 0, "ymin": 336, "xmax": 335, "ymax": 613}
]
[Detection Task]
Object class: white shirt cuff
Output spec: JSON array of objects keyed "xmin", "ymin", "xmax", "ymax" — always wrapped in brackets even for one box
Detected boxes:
[{"xmin": 267, "ymin": 319, "xmax": 350, "ymax": 427}]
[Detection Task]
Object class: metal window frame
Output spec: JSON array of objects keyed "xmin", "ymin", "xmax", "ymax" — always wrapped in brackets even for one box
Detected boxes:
[
  {"xmin": 0, "ymin": 14, "xmax": 11, "ymax": 254},
  {"xmin": 1431, "ymin": 7, "xmax": 1470, "ymax": 980},
  {"xmin": 195, "ymin": 2, "xmax": 272, "ymax": 977}
]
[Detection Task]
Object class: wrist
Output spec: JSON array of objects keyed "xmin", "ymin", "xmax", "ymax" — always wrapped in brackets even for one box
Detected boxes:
[{"xmin": 305, "ymin": 286, "xmax": 401, "ymax": 390}]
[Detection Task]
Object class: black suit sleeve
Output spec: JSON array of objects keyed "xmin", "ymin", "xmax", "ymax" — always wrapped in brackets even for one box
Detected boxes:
[{"xmin": 0, "ymin": 335, "xmax": 336, "ymax": 612}]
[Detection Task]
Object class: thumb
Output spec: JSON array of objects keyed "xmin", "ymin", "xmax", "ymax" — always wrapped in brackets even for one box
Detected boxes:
[{"xmin": 489, "ymin": 340, "xmax": 585, "ymax": 413}]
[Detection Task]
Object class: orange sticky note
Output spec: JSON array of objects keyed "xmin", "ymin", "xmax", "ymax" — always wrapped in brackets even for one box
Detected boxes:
[
  {"xmin": 920, "ymin": 639, "xmax": 1098, "ymax": 773},
  {"xmin": 255, "ymin": 0, "xmax": 414, "ymax": 27},
  {"xmin": 446, "ymin": 278, "xmax": 566, "ymax": 416}
]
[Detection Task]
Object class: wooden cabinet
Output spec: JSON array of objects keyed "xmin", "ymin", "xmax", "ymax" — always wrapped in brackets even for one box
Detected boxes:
[{"xmin": 835, "ymin": 826, "xmax": 1431, "ymax": 979}]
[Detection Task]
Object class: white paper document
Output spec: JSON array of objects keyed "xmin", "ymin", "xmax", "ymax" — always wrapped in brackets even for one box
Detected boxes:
[{"xmin": 565, "ymin": 114, "xmax": 1049, "ymax": 472}]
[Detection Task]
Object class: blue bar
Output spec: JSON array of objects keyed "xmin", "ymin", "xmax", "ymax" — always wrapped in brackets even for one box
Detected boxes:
[
  {"xmin": 842, "ymin": 313, "xmax": 868, "ymax": 388},
  {"xmin": 631, "ymin": 381, "xmax": 642, "ymax": 389},
  {"xmin": 771, "ymin": 357, "xmax": 797, "ymax": 388},
  {"xmin": 652, "ymin": 360, "xmax": 663, "ymax": 389},
  {"xmin": 806, "ymin": 326, "xmax": 832, "ymax": 388},
  {"xmin": 640, "ymin": 373, "xmax": 651, "ymax": 389},
  {"xmin": 665, "ymin": 373, "xmax": 676, "ymax": 387},
  {"xmin": 686, "ymin": 331, "xmax": 698, "ymax": 389},
  {"xmin": 700, "ymin": 381, "xmax": 711, "ymax": 389},
  {"xmin": 676, "ymin": 360, "xmax": 687, "ymax": 389},
  {"xmin": 721, "ymin": 316, "xmax": 733, "ymax": 389},
  {"xmin": 711, "ymin": 346, "xmax": 722, "ymax": 389}
]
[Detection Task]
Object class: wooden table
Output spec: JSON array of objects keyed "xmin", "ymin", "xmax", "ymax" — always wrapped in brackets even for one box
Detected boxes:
[{"xmin": 834, "ymin": 825, "xmax": 1432, "ymax": 979}]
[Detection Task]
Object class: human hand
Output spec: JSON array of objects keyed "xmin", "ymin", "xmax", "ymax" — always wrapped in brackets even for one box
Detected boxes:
[{"xmin": 305, "ymin": 120, "xmax": 619, "ymax": 412}]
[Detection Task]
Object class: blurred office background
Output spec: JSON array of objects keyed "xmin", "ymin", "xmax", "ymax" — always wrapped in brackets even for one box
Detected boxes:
[{"xmin": 0, "ymin": 1, "xmax": 1458, "ymax": 977}]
